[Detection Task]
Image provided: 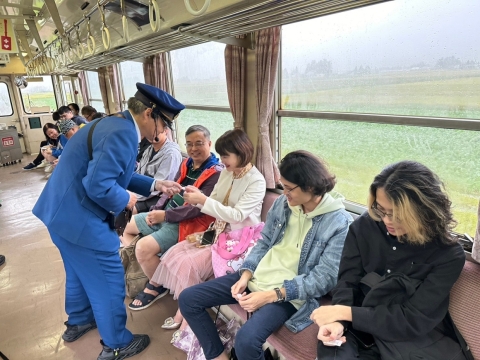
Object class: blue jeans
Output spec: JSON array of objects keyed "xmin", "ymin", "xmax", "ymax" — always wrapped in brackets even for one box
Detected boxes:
[{"xmin": 179, "ymin": 272, "xmax": 297, "ymax": 360}]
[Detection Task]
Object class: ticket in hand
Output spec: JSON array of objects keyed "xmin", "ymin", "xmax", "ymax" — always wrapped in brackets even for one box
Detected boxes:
[
  {"xmin": 322, "ymin": 339, "xmax": 343, "ymax": 347},
  {"xmin": 236, "ymin": 294, "xmax": 243, "ymax": 299}
]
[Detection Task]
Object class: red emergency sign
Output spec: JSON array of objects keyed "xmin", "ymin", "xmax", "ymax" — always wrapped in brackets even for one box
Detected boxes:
[{"xmin": 2, "ymin": 136, "xmax": 14, "ymax": 147}]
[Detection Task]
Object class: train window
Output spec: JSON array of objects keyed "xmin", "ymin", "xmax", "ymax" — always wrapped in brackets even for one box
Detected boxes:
[
  {"xmin": 20, "ymin": 76, "xmax": 57, "ymax": 113},
  {"xmin": 119, "ymin": 61, "xmax": 145, "ymax": 102},
  {"xmin": 281, "ymin": 117, "xmax": 480, "ymax": 235},
  {"xmin": 85, "ymin": 71, "xmax": 106, "ymax": 113},
  {"xmin": 171, "ymin": 42, "xmax": 229, "ymax": 107},
  {"xmin": 176, "ymin": 109, "xmax": 234, "ymax": 153},
  {"xmin": 0, "ymin": 82, "xmax": 13, "ymax": 116},
  {"xmin": 281, "ymin": 0, "xmax": 480, "ymax": 119}
]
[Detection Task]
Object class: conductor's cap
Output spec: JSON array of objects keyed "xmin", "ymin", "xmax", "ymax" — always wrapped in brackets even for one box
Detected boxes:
[{"xmin": 134, "ymin": 83, "xmax": 185, "ymax": 123}]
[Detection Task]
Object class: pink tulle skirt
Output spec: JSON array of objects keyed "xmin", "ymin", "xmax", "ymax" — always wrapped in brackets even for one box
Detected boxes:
[{"xmin": 151, "ymin": 241, "xmax": 213, "ymax": 300}]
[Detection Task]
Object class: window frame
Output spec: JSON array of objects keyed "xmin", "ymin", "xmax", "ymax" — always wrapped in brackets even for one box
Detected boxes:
[
  {"xmin": 277, "ymin": 16, "xmax": 480, "ymax": 238},
  {"xmin": 20, "ymin": 75, "xmax": 57, "ymax": 114},
  {"xmin": 84, "ymin": 71, "xmax": 105, "ymax": 113},
  {"xmin": 0, "ymin": 81, "xmax": 14, "ymax": 117},
  {"xmin": 118, "ymin": 61, "xmax": 145, "ymax": 111}
]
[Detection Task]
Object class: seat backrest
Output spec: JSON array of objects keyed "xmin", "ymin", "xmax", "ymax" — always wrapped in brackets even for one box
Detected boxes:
[
  {"xmin": 449, "ymin": 260, "xmax": 480, "ymax": 359},
  {"xmin": 261, "ymin": 191, "xmax": 280, "ymax": 223}
]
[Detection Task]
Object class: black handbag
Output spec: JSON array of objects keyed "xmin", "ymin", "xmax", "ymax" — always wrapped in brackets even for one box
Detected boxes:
[
  {"xmin": 108, "ymin": 209, "xmax": 133, "ymax": 237},
  {"xmin": 87, "ymin": 117, "xmax": 132, "ymax": 237}
]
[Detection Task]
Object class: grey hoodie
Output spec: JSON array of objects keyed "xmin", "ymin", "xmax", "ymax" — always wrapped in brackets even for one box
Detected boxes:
[{"xmin": 136, "ymin": 139, "xmax": 182, "ymax": 200}]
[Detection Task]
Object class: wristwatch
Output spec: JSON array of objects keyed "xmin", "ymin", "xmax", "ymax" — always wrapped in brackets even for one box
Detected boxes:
[{"xmin": 273, "ymin": 287, "xmax": 285, "ymax": 303}]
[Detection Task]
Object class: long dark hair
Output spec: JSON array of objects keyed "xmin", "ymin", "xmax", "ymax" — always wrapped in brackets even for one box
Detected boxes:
[
  {"xmin": 368, "ymin": 160, "xmax": 457, "ymax": 246},
  {"xmin": 43, "ymin": 123, "xmax": 60, "ymax": 144}
]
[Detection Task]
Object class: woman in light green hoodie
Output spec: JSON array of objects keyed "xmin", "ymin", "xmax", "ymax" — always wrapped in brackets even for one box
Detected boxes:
[{"xmin": 179, "ymin": 150, "xmax": 353, "ymax": 360}]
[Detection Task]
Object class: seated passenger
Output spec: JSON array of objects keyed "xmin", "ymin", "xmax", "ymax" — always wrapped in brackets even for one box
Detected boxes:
[
  {"xmin": 137, "ymin": 137, "xmax": 152, "ymax": 162},
  {"xmin": 129, "ymin": 129, "xmax": 266, "ymax": 323},
  {"xmin": 58, "ymin": 105, "xmax": 87, "ymax": 126},
  {"xmin": 68, "ymin": 103, "xmax": 81, "ymax": 117},
  {"xmin": 42, "ymin": 120, "xmax": 80, "ymax": 178},
  {"xmin": 41, "ymin": 120, "xmax": 73, "ymax": 163},
  {"xmin": 81, "ymin": 105, "xmax": 107, "ymax": 122},
  {"xmin": 314, "ymin": 161, "xmax": 469, "ymax": 360},
  {"xmin": 58, "ymin": 120, "xmax": 80, "ymax": 139},
  {"xmin": 179, "ymin": 150, "xmax": 352, "ymax": 360},
  {"xmin": 133, "ymin": 117, "xmax": 182, "ymax": 214},
  {"xmin": 120, "ymin": 125, "xmax": 222, "ymax": 304},
  {"xmin": 23, "ymin": 123, "xmax": 59, "ymax": 170}
]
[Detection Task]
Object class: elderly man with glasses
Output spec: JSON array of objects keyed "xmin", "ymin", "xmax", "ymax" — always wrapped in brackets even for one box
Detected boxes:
[{"xmin": 121, "ymin": 124, "xmax": 223, "ymax": 311}]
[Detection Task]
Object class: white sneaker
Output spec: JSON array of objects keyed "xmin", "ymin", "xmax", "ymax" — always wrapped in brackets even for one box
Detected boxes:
[
  {"xmin": 37, "ymin": 161, "xmax": 48, "ymax": 169},
  {"xmin": 45, "ymin": 165, "xmax": 53, "ymax": 173}
]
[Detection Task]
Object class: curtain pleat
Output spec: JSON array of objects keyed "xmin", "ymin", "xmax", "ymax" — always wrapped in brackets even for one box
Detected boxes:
[
  {"xmin": 107, "ymin": 64, "xmax": 122, "ymax": 113},
  {"xmin": 255, "ymin": 27, "xmax": 281, "ymax": 189},
  {"xmin": 97, "ymin": 67, "xmax": 110, "ymax": 114},
  {"xmin": 143, "ymin": 52, "xmax": 171, "ymax": 94},
  {"xmin": 77, "ymin": 71, "xmax": 90, "ymax": 106},
  {"xmin": 225, "ymin": 42, "xmax": 246, "ymax": 130}
]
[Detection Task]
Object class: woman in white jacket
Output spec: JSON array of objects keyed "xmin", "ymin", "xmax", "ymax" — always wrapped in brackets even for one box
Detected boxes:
[{"xmin": 128, "ymin": 130, "xmax": 266, "ymax": 326}]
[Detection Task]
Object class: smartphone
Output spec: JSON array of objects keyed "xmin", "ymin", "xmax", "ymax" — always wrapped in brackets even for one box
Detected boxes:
[{"xmin": 200, "ymin": 229, "xmax": 216, "ymax": 246}]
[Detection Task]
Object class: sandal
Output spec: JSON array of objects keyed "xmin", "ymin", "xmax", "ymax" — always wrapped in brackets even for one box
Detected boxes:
[
  {"xmin": 128, "ymin": 283, "xmax": 168, "ymax": 311},
  {"xmin": 161, "ymin": 316, "xmax": 181, "ymax": 330}
]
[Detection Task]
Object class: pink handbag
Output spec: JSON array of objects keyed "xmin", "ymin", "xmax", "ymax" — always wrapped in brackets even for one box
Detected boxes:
[{"xmin": 211, "ymin": 223, "xmax": 264, "ymax": 278}]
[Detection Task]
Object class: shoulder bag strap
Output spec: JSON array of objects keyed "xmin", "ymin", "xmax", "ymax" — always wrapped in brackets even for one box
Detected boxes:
[{"xmin": 87, "ymin": 117, "xmax": 106, "ymax": 161}]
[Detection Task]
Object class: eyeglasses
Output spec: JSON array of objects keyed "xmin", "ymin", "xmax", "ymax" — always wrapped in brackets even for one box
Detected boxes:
[
  {"xmin": 185, "ymin": 142, "xmax": 206, "ymax": 150},
  {"xmin": 371, "ymin": 202, "xmax": 394, "ymax": 220},
  {"xmin": 283, "ymin": 184, "xmax": 299, "ymax": 195}
]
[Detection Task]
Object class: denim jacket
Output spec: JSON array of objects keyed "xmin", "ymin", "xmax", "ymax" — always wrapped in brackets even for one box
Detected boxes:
[{"xmin": 240, "ymin": 195, "xmax": 353, "ymax": 333}]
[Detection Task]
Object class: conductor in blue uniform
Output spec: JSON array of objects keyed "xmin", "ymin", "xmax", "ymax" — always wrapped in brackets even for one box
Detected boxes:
[{"xmin": 33, "ymin": 83, "xmax": 185, "ymax": 360}]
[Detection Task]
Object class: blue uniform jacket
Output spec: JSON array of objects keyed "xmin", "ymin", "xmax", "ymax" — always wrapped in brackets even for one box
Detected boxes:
[{"xmin": 33, "ymin": 111, "xmax": 154, "ymax": 252}]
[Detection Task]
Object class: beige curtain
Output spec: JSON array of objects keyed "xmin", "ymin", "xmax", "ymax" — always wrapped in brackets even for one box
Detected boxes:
[
  {"xmin": 98, "ymin": 67, "xmax": 110, "ymax": 114},
  {"xmin": 225, "ymin": 43, "xmax": 247, "ymax": 129},
  {"xmin": 77, "ymin": 71, "xmax": 90, "ymax": 106},
  {"xmin": 255, "ymin": 26, "xmax": 281, "ymax": 189},
  {"xmin": 143, "ymin": 52, "xmax": 171, "ymax": 94},
  {"xmin": 472, "ymin": 201, "xmax": 480, "ymax": 262},
  {"xmin": 107, "ymin": 64, "xmax": 122, "ymax": 113}
]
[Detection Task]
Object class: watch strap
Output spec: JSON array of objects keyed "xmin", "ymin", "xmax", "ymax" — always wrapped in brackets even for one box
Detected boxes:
[{"xmin": 274, "ymin": 287, "xmax": 284, "ymax": 303}]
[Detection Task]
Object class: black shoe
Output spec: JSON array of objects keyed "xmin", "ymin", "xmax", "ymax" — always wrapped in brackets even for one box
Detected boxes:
[
  {"xmin": 97, "ymin": 334, "xmax": 150, "ymax": 360},
  {"xmin": 23, "ymin": 162, "xmax": 37, "ymax": 170},
  {"xmin": 0, "ymin": 255, "xmax": 5, "ymax": 266},
  {"xmin": 62, "ymin": 320, "xmax": 97, "ymax": 342}
]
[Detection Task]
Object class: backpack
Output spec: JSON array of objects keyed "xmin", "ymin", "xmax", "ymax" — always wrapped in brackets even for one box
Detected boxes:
[{"xmin": 120, "ymin": 235, "xmax": 148, "ymax": 298}]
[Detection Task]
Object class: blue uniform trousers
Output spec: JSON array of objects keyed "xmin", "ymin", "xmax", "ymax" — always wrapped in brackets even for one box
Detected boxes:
[{"xmin": 50, "ymin": 231, "xmax": 133, "ymax": 349}]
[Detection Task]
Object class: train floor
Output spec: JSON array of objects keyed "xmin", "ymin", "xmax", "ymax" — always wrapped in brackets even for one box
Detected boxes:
[{"xmin": 0, "ymin": 155, "xmax": 187, "ymax": 360}]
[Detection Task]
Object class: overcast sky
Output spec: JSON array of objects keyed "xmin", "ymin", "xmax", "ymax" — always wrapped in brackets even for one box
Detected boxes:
[
  {"xmin": 172, "ymin": 0, "xmax": 480, "ymax": 79},
  {"xmin": 282, "ymin": 0, "xmax": 480, "ymax": 73}
]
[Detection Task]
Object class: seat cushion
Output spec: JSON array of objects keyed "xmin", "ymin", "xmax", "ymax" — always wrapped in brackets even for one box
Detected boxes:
[
  {"xmin": 449, "ymin": 260, "xmax": 480, "ymax": 360},
  {"xmin": 261, "ymin": 191, "xmax": 280, "ymax": 223}
]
